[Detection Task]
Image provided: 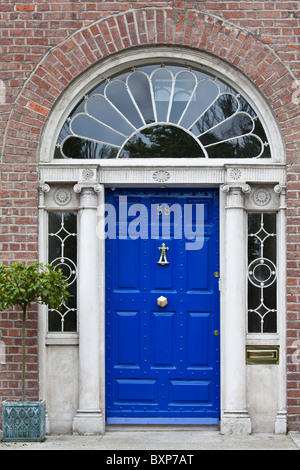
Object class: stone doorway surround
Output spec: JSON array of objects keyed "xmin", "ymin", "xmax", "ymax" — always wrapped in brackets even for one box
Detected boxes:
[
  {"xmin": 38, "ymin": 160, "xmax": 286, "ymax": 435},
  {"xmin": 37, "ymin": 47, "xmax": 286, "ymax": 435}
]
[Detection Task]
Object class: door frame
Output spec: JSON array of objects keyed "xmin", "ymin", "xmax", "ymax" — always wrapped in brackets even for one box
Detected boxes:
[
  {"xmin": 39, "ymin": 163, "xmax": 286, "ymax": 434},
  {"xmin": 97, "ymin": 174, "xmax": 285, "ymax": 434},
  {"xmin": 104, "ymin": 187, "xmax": 221, "ymax": 425}
]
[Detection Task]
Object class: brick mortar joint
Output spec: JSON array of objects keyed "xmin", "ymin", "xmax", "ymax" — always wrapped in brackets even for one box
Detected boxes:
[{"xmin": 1, "ymin": 5, "xmax": 298, "ymax": 164}]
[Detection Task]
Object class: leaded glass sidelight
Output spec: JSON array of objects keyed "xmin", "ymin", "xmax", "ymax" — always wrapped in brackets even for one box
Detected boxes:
[
  {"xmin": 48, "ymin": 212, "xmax": 77, "ymax": 332},
  {"xmin": 54, "ymin": 64, "xmax": 270, "ymax": 160},
  {"xmin": 247, "ymin": 213, "xmax": 277, "ymax": 333}
]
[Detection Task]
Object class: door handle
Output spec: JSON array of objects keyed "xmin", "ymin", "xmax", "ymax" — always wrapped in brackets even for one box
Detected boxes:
[{"xmin": 157, "ymin": 296, "xmax": 168, "ymax": 307}]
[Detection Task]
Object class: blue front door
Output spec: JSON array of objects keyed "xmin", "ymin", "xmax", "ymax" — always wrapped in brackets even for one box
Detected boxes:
[{"xmin": 105, "ymin": 188, "xmax": 220, "ymax": 424}]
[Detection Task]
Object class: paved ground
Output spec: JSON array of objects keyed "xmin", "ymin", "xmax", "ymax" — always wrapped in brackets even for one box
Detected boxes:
[{"xmin": 1, "ymin": 430, "xmax": 300, "ymax": 450}]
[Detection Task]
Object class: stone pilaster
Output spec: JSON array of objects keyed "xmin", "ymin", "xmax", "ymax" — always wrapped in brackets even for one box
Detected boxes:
[
  {"xmin": 220, "ymin": 183, "xmax": 252, "ymax": 435},
  {"xmin": 72, "ymin": 183, "xmax": 104, "ymax": 435}
]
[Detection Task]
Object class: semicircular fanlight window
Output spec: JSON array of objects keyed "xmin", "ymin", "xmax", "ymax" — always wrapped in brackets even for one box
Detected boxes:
[{"xmin": 54, "ymin": 65, "xmax": 271, "ymax": 160}]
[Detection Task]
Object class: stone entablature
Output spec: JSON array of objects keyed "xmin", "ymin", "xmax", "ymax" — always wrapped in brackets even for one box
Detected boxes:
[{"xmin": 39, "ymin": 162, "xmax": 286, "ymax": 189}]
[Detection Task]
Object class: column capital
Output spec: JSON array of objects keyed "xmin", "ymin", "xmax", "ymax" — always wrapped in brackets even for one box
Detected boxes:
[
  {"xmin": 73, "ymin": 183, "xmax": 103, "ymax": 209},
  {"xmin": 38, "ymin": 182, "xmax": 51, "ymax": 193},
  {"xmin": 221, "ymin": 182, "xmax": 251, "ymax": 209},
  {"xmin": 221, "ymin": 182, "xmax": 251, "ymax": 194},
  {"xmin": 38, "ymin": 182, "xmax": 50, "ymax": 208},
  {"xmin": 73, "ymin": 182, "xmax": 102, "ymax": 194},
  {"xmin": 274, "ymin": 183, "xmax": 286, "ymax": 195},
  {"xmin": 274, "ymin": 183, "xmax": 286, "ymax": 211}
]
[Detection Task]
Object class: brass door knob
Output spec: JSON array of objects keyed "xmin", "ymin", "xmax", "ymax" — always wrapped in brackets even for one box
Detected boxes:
[{"xmin": 157, "ymin": 296, "xmax": 168, "ymax": 307}]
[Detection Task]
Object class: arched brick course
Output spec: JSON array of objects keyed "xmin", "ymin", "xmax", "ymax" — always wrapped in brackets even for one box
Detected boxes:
[{"xmin": 2, "ymin": 7, "xmax": 297, "ymax": 166}]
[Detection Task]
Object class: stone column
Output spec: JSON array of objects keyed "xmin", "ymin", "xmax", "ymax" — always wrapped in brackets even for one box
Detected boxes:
[
  {"xmin": 72, "ymin": 182, "xmax": 104, "ymax": 435},
  {"xmin": 220, "ymin": 183, "xmax": 252, "ymax": 435},
  {"xmin": 274, "ymin": 184, "xmax": 287, "ymax": 434},
  {"xmin": 38, "ymin": 183, "xmax": 50, "ymax": 433}
]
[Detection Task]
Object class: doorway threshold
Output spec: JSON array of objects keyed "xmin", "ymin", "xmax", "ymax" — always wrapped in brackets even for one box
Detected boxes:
[
  {"xmin": 107, "ymin": 418, "xmax": 219, "ymax": 425},
  {"xmin": 106, "ymin": 423, "xmax": 220, "ymax": 432}
]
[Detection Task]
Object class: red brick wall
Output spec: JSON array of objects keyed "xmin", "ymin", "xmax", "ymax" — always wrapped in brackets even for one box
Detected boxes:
[{"xmin": 0, "ymin": 1, "xmax": 299, "ymax": 431}]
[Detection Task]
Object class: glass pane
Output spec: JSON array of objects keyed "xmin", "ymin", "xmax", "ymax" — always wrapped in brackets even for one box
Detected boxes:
[
  {"xmin": 248, "ymin": 212, "xmax": 261, "ymax": 235},
  {"xmin": 61, "ymin": 136, "xmax": 118, "ymax": 159},
  {"xmin": 253, "ymin": 119, "xmax": 271, "ymax": 158},
  {"xmin": 71, "ymin": 114, "xmax": 125, "ymax": 147},
  {"xmin": 190, "ymin": 93, "xmax": 239, "ymax": 136},
  {"xmin": 48, "ymin": 310, "xmax": 63, "ymax": 332},
  {"xmin": 205, "ymin": 135, "xmax": 264, "ymax": 159},
  {"xmin": 48, "ymin": 212, "xmax": 77, "ymax": 332},
  {"xmin": 248, "ymin": 312, "xmax": 262, "ymax": 333},
  {"xmin": 63, "ymin": 309, "xmax": 77, "ymax": 332},
  {"xmin": 263, "ymin": 212, "xmax": 277, "ymax": 234},
  {"xmin": 262, "ymin": 309, "xmax": 277, "ymax": 333},
  {"xmin": 151, "ymin": 68, "xmax": 173, "ymax": 122},
  {"xmin": 180, "ymin": 79, "xmax": 219, "ymax": 129},
  {"xmin": 127, "ymin": 71, "xmax": 154, "ymax": 124},
  {"xmin": 105, "ymin": 80, "xmax": 144, "ymax": 129},
  {"xmin": 88, "ymin": 81, "xmax": 106, "ymax": 96},
  {"xmin": 86, "ymin": 95, "xmax": 134, "ymax": 136},
  {"xmin": 169, "ymin": 71, "xmax": 196, "ymax": 124},
  {"xmin": 119, "ymin": 125, "xmax": 204, "ymax": 158},
  {"xmin": 199, "ymin": 113, "xmax": 253, "ymax": 146}
]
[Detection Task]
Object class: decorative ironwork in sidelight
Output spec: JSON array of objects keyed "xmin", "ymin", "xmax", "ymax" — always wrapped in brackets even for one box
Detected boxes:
[
  {"xmin": 48, "ymin": 212, "xmax": 78, "ymax": 332},
  {"xmin": 247, "ymin": 212, "xmax": 277, "ymax": 333}
]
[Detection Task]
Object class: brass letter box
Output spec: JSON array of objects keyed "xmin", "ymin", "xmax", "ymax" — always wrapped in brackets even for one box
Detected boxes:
[{"xmin": 246, "ymin": 346, "xmax": 279, "ymax": 365}]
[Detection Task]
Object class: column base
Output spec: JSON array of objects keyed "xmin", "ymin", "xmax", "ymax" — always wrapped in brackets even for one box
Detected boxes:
[
  {"xmin": 275, "ymin": 411, "xmax": 287, "ymax": 434},
  {"xmin": 73, "ymin": 410, "xmax": 105, "ymax": 435},
  {"xmin": 220, "ymin": 411, "xmax": 252, "ymax": 435}
]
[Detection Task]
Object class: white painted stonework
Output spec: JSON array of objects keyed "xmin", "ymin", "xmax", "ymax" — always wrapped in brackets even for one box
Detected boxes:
[
  {"xmin": 37, "ymin": 47, "xmax": 287, "ymax": 435},
  {"xmin": 38, "ymin": 163, "xmax": 286, "ymax": 435}
]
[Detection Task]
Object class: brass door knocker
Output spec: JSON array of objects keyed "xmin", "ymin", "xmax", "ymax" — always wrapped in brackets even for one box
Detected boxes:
[{"xmin": 157, "ymin": 243, "xmax": 169, "ymax": 265}]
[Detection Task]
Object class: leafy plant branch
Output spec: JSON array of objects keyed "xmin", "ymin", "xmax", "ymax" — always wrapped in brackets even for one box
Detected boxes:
[{"xmin": 0, "ymin": 262, "xmax": 70, "ymax": 402}]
